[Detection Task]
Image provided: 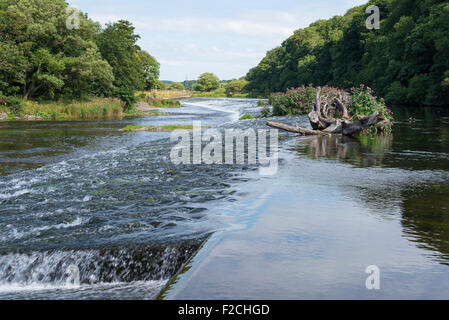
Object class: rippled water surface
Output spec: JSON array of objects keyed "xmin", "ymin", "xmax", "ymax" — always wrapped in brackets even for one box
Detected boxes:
[{"xmin": 1, "ymin": 99, "xmax": 449, "ymax": 299}]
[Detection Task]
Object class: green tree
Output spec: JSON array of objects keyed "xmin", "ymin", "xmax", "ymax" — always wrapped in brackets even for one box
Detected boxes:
[
  {"xmin": 0, "ymin": 0, "xmax": 114, "ymax": 100},
  {"xmin": 168, "ymin": 82, "xmax": 185, "ymax": 90},
  {"xmin": 96, "ymin": 20, "xmax": 145, "ymax": 109},
  {"xmin": 245, "ymin": 0, "xmax": 449, "ymax": 108},
  {"xmin": 155, "ymin": 80, "xmax": 167, "ymax": 90},
  {"xmin": 137, "ymin": 50, "xmax": 160, "ymax": 90},
  {"xmin": 194, "ymin": 73, "xmax": 220, "ymax": 92},
  {"xmin": 225, "ymin": 79, "xmax": 249, "ymax": 97}
]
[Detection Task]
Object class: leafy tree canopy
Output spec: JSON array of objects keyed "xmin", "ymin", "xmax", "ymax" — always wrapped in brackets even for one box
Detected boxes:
[
  {"xmin": 194, "ymin": 73, "xmax": 220, "ymax": 92},
  {"xmin": 246, "ymin": 0, "xmax": 449, "ymax": 107}
]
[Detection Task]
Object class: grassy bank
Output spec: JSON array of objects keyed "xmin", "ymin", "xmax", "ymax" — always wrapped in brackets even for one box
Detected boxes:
[
  {"xmin": 0, "ymin": 97, "xmax": 126, "ymax": 121},
  {"xmin": 138, "ymin": 91, "xmax": 183, "ymax": 108}
]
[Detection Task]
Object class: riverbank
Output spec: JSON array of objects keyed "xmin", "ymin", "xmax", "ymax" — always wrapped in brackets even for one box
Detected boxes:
[
  {"xmin": 0, "ymin": 97, "xmax": 184, "ymax": 122},
  {"xmin": 0, "ymin": 98, "xmax": 127, "ymax": 121}
]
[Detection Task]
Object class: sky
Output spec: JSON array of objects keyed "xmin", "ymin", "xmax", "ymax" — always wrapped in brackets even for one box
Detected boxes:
[{"xmin": 69, "ymin": 0, "xmax": 368, "ymax": 82}]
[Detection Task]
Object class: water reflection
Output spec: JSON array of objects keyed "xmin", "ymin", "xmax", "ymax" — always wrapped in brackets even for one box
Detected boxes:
[
  {"xmin": 400, "ymin": 183, "xmax": 449, "ymax": 265},
  {"xmin": 293, "ymin": 134, "xmax": 393, "ymax": 167}
]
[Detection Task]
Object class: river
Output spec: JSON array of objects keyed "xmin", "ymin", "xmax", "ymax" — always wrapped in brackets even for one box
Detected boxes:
[{"xmin": 1, "ymin": 98, "xmax": 449, "ymax": 299}]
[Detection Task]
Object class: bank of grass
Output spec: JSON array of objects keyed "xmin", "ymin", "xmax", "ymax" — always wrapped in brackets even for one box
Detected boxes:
[
  {"xmin": 121, "ymin": 124, "xmax": 211, "ymax": 132},
  {"xmin": 138, "ymin": 90, "xmax": 190, "ymax": 108},
  {"xmin": 1, "ymin": 98, "xmax": 125, "ymax": 121},
  {"xmin": 138, "ymin": 95, "xmax": 181, "ymax": 108},
  {"xmin": 128, "ymin": 109, "xmax": 168, "ymax": 117},
  {"xmin": 149, "ymin": 99, "xmax": 181, "ymax": 108},
  {"xmin": 141, "ymin": 90, "xmax": 191, "ymax": 100}
]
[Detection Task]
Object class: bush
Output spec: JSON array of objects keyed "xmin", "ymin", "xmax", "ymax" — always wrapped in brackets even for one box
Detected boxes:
[
  {"xmin": 115, "ymin": 89, "xmax": 138, "ymax": 111},
  {"xmin": 348, "ymin": 84, "xmax": 394, "ymax": 134},
  {"xmin": 269, "ymin": 85, "xmax": 348, "ymax": 116},
  {"xmin": 0, "ymin": 96, "xmax": 25, "ymax": 115},
  {"xmin": 260, "ymin": 106, "xmax": 271, "ymax": 118},
  {"xmin": 386, "ymin": 82, "xmax": 408, "ymax": 106}
]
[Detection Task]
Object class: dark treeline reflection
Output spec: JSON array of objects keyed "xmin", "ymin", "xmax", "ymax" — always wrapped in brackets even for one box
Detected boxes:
[
  {"xmin": 401, "ymin": 183, "xmax": 449, "ymax": 266},
  {"xmin": 288, "ymin": 106, "xmax": 449, "ymax": 266},
  {"xmin": 298, "ymin": 134, "xmax": 393, "ymax": 167}
]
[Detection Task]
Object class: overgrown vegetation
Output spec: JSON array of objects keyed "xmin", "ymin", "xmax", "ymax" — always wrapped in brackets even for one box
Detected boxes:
[
  {"xmin": 0, "ymin": 0, "xmax": 160, "ymax": 114},
  {"xmin": 348, "ymin": 85, "xmax": 394, "ymax": 133},
  {"xmin": 0, "ymin": 97, "xmax": 124, "ymax": 120},
  {"xmin": 269, "ymin": 84, "xmax": 393, "ymax": 133},
  {"xmin": 246, "ymin": 0, "xmax": 449, "ymax": 108}
]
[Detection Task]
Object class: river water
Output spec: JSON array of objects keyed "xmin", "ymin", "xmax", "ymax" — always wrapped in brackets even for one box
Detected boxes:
[{"xmin": 0, "ymin": 98, "xmax": 449, "ymax": 299}]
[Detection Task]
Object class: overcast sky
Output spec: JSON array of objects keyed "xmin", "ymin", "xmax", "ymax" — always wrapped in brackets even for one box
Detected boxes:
[{"xmin": 69, "ymin": 0, "xmax": 368, "ymax": 81}]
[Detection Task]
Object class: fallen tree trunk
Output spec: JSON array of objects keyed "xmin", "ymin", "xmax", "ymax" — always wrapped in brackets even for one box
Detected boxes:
[
  {"xmin": 266, "ymin": 121, "xmax": 327, "ymax": 135},
  {"xmin": 267, "ymin": 87, "xmax": 388, "ymax": 136}
]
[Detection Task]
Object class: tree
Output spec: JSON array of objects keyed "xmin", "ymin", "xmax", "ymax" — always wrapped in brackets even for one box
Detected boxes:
[
  {"xmin": 225, "ymin": 79, "xmax": 249, "ymax": 96},
  {"xmin": 137, "ymin": 50, "xmax": 160, "ymax": 90},
  {"xmin": 194, "ymin": 73, "xmax": 220, "ymax": 92},
  {"xmin": 0, "ymin": 0, "xmax": 114, "ymax": 99},
  {"xmin": 96, "ymin": 20, "xmax": 145, "ymax": 109},
  {"xmin": 155, "ymin": 80, "xmax": 167, "ymax": 90},
  {"xmin": 168, "ymin": 82, "xmax": 185, "ymax": 90},
  {"xmin": 245, "ymin": 0, "xmax": 449, "ymax": 107}
]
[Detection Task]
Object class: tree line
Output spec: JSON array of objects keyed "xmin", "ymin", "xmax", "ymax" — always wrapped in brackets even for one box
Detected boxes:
[
  {"xmin": 245, "ymin": 0, "xmax": 449, "ymax": 107},
  {"xmin": 0, "ymin": 0, "xmax": 160, "ymax": 110}
]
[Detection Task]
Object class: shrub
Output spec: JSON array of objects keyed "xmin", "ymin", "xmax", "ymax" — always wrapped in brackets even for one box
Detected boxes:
[
  {"xmin": 0, "ymin": 96, "xmax": 25, "ymax": 115},
  {"xmin": 269, "ymin": 85, "xmax": 348, "ymax": 116},
  {"xmin": 260, "ymin": 106, "xmax": 271, "ymax": 118},
  {"xmin": 269, "ymin": 85, "xmax": 315, "ymax": 116},
  {"xmin": 348, "ymin": 84, "xmax": 394, "ymax": 134}
]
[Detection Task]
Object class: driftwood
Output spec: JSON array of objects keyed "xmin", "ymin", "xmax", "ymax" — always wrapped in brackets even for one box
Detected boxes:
[
  {"xmin": 267, "ymin": 87, "xmax": 387, "ymax": 136},
  {"xmin": 266, "ymin": 122, "xmax": 328, "ymax": 136}
]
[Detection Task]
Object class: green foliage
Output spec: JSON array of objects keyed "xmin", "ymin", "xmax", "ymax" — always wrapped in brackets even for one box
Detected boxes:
[
  {"xmin": 246, "ymin": 0, "xmax": 449, "ymax": 108},
  {"xmin": 348, "ymin": 84, "xmax": 394, "ymax": 134},
  {"xmin": 0, "ymin": 0, "xmax": 115, "ymax": 100},
  {"xmin": 260, "ymin": 106, "xmax": 271, "ymax": 118},
  {"xmin": 225, "ymin": 79, "xmax": 249, "ymax": 97},
  {"xmin": 269, "ymin": 85, "xmax": 316, "ymax": 116},
  {"xmin": 167, "ymin": 82, "xmax": 185, "ymax": 90},
  {"xmin": 137, "ymin": 50, "xmax": 160, "ymax": 90},
  {"xmin": 96, "ymin": 20, "xmax": 151, "ymax": 110},
  {"xmin": 194, "ymin": 73, "xmax": 220, "ymax": 92},
  {"xmin": 155, "ymin": 80, "xmax": 167, "ymax": 90},
  {"xmin": 0, "ymin": 96, "xmax": 25, "ymax": 115},
  {"xmin": 239, "ymin": 114, "xmax": 255, "ymax": 120},
  {"xmin": 0, "ymin": 0, "xmax": 160, "ymax": 106},
  {"xmin": 115, "ymin": 88, "xmax": 138, "ymax": 110}
]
